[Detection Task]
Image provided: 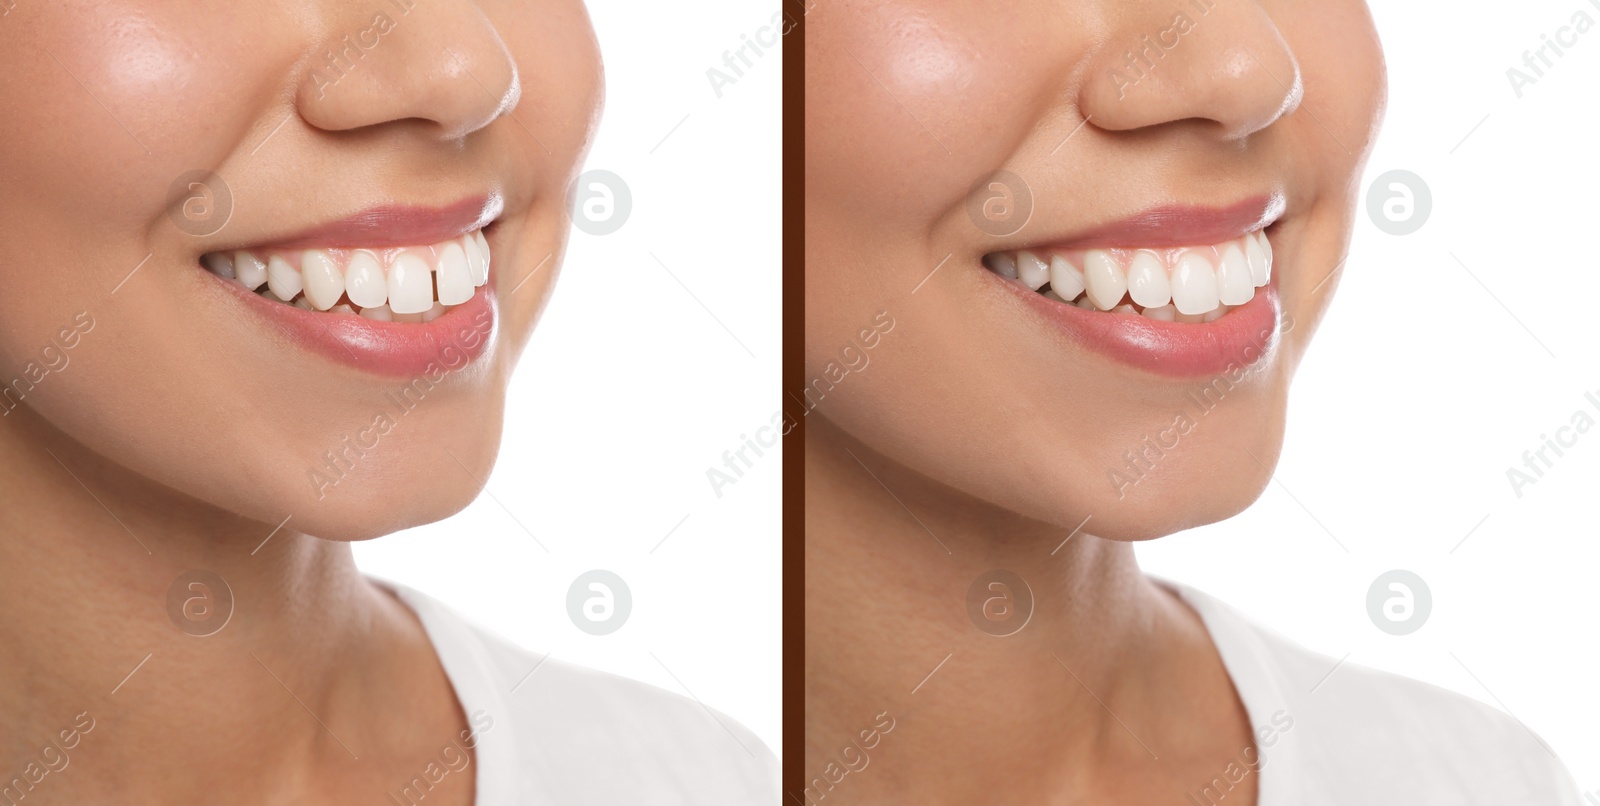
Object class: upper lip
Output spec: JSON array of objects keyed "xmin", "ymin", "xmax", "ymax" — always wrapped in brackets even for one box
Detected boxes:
[
  {"xmin": 214, "ymin": 193, "xmax": 504, "ymax": 252},
  {"xmin": 993, "ymin": 193, "xmax": 1285, "ymax": 252}
]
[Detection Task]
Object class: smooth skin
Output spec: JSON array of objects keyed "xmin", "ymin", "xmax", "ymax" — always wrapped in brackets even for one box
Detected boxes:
[
  {"xmin": 0, "ymin": 1, "xmax": 600, "ymax": 803},
  {"xmin": 805, "ymin": 0, "xmax": 1384, "ymax": 803}
]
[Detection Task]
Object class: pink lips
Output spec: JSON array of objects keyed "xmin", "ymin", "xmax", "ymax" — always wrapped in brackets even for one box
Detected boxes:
[
  {"xmin": 204, "ymin": 196, "xmax": 501, "ymax": 378},
  {"xmin": 1001, "ymin": 277, "xmax": 1281, "ymax": 378},
  {"xmin": 1019, "ymin": 195, "xmax": 1285, "ymax": 251},
  {"xmin": 250, "ymin": 195, "xmax": 504, "ymax": 250},
  {"xmin": 216, "ymin": 277, "xmax": 498, "ymax": 378},
  {"xmin": 995, "ymin": 196, "xmax": 1285, "ymax": 378}
]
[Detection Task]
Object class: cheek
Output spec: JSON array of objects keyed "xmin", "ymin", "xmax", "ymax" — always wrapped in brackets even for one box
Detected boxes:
[
  {"xmin": 487, "ymin": 0, "xmax": 604, "ymax": 160},
  {"xmin": 808, "ymin": 4, "xmax": 1063, "ymax": 225},
  {"xmin": 0, "ymin": 4, "xmax": 288, "ymax": 235},
  {"xmin": 1279, "ymin": 0, "xmax": 1387, "ymax": 178}
]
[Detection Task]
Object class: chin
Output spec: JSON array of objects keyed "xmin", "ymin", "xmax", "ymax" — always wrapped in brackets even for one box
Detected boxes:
[
  {"xmin": 31, "ymin": 383, "xmax": 510, "ymax": 545},
  {"xmin": 283, "ymin": 401, "xmax": 509, "ymax": 542},
  {"xmin": 1057, "ymin": 382, "xmax": 1289, "ymax": 542}
]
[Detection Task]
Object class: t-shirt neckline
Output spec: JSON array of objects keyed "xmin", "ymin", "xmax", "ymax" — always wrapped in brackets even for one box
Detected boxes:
[
  {"xmin": 1154, "ymin": 576, "xmax": 1310, "ymax": 805},
  {"xmin": 372, "ymin": 577, "xmax": 523, "ymax": 806}
]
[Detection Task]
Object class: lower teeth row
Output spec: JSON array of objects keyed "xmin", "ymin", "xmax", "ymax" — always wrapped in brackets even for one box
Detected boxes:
[
  {"xmin": 249, "ymin": 281, "xmax": 457, "ymax": 323},
  {"xmin": 1041, "ymin": 287, "xmax": 1234, "ymax": 323}
]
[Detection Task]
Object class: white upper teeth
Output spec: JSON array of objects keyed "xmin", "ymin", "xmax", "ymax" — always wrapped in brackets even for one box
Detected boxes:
[
  {"xmin": 199, "ymin": 230, "xmax": 492, "ymax": 321},
  {"xmin": 1049, "ymin": 254, "xmax": 1084, "ymax": 299},
  {"xmin": 1016, "ymin": 250, "xmax": 1050, "ymax": 289},
  {"xmin": 387, "ymin": 253, "xmax": 434, "ymax": 315},
  {"xmin": 435, "ymin": 241, "xmax": 474, "ymax": 306},
  {"xmin": 1170, "ymin": 251, "xmax": 1218, "ymax": 315},
  {"xmin": 984, "ymin": 230, "xmax": 1272, "ymax": 322},
  {"xmin": 1126, "ymin": 251, "xmax": 1169, "ymax": 308}
]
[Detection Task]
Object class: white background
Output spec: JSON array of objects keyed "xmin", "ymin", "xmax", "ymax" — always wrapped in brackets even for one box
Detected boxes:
[
  {"xmin": 354, "ymin": 0, "xmax": 783, "ymax": 759},
  {"xmin": 1137, "ymin": 0, "xmax": 1600, "ymax": 793}
]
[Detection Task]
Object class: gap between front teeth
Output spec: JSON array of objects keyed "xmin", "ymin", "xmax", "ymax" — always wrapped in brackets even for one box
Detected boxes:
[
  {"xmin": 984, "ymin": 230, "xmax": 1272, "ymax": 323},
  {"xmin": 199, "ymin": 230, "xmax": 492, "ymax": 323}
]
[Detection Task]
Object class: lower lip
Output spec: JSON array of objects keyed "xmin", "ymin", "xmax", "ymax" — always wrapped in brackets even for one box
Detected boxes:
[
  {"xmin": 995, "ymin": 273, "xmax": 1282, "ymax": 378},
  {"xmin": 208, "ymin": 273, "xmax": 498, "ymax": 378}
]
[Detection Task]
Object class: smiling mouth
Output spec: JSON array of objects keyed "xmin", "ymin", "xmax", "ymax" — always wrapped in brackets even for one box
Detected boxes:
[
  {"xmin": 982, "ymin": 229, "xmax": 1273, "ymax": 322},
  {"xmin": 199, "ymin": 229, "xmax": 492, "ymax": 323}
]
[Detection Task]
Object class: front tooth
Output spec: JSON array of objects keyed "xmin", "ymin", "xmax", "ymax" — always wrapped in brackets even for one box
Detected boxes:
[
  {"xmin": 984, "ymin": 252, "xmax": 1018, "ymax": 280},
  {"xmin": 1016, "ymin": 251, "xmax": 1049, "ymax": 290},
  {"xmin": 344, "ymin": 252, "xmax": 387, "ymax": 308},
  {"xmin": 1203, "ymin": 305, "xmax": 1228, "ymax": 322},
  {"xmin": 235, "ymin": 251, "xmax": 267, "ymax": 290},
  {"xmin": 266, "ymin": 255, "xmax": 303, "ymax": 301},
  {"xmin": 1126, "ymin": 251, "xmax": 1170, "ymax": 308},
  {"xmin": 301, "ymin": 249, "xmax": 345, "ymax": 310},
  {"xmin": 387, "ymin": 253, "xmax": 433, "ymax": 315},
  {"xmin": 202, "ymin": 253, "xmax": 235, "ymax": 279},
  {"xmin": 1170, "ymin": 251, "xmax": 1219, "ymax": 315},
  {"xmin": 1142, "ymin": 304, "xmax": 1176, "ymax": 322},
  {"xmin": 1048, "ymin": 255, "xmax": 1085, "ymax": 300},
  {"xmin": 359, "ymin": 304, "xmax": 393, "ymax": 322},
  {"xmin": 421, "ymin": 302, "xmax": 447, "ymax": 322},
  {"xmin": 1244, "ymin": 232, "xmax": 1270, "ymax": 287},
  {"xmin": 1216, "ymin": 244, "xmax": 1255, "ymax": 305},
  {"xmin": 462, "ymin": 234, "xmax": 488, "ymax": 286},
  {"xmin": 1082, "ymin": 250, "xmax": 1125, "ymax": 310},
  {"xmin": 1074, "ymin": 296, "xmax": 1095, "ymax": 310},
  {"xmin": 435, "ymin": 242, "xmax": 475, "ymax": 305}
]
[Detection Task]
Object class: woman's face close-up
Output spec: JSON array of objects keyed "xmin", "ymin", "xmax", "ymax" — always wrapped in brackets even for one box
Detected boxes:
[
  {"xmin": 0, "ymin": 0, "xmax": 602, "ymax": 539},
  {"xmin": 806, "ymin": 0, "xmax": 1386, "ymax": 539}
]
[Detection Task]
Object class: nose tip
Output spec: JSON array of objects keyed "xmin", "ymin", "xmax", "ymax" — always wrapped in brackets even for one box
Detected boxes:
[
  {"xmin": 295, "ymin": 5, "xmax": 522, "ymax": 142},
  {"xmin": 436, "ymin": 45, "xmax": 524, "ymax": 140},
  {"xmin": 1077, "ymin": 6, "xmax": 1303, "ymax": 142}
]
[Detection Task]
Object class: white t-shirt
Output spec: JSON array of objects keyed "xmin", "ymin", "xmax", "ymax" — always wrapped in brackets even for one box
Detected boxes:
[
  {"xmin": 382, "ymin": 581, "xmax": 779, "ymax": 805},
  {"xmin": 1166, "ymin": 580, "xmax": 1583, "ymax": 805}
]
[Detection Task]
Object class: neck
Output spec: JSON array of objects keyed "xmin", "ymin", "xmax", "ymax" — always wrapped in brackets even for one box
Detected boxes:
[
  {"xmin": 0, "ymin": 405, "xmax": 440, "ymax": 799},
  {"xmin": 803, "ymin": 416, "xmax": 1226, "ymax": 803}
]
